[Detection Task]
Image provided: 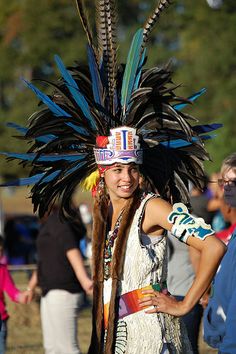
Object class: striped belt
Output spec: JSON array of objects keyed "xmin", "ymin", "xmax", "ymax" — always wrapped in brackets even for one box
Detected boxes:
[{"xmin": 104, "ymin": 282, "xmax": 168, "ymax": 329}]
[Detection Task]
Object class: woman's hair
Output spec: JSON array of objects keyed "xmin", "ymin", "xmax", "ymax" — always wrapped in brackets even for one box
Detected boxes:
[
  {"xmin": 91, "ymin": 186, "xmax": 141, "ymax": 353},
  {"xmin": 94, "ymin": 176, "xmax": 110, "ymax": 223},
  {"xmin": 221, "ymin": 152, "xmax": 236, "ymax": 176}
]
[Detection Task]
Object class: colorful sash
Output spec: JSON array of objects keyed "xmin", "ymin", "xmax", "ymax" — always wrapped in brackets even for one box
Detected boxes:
[{"xmin": 104, "ymin": 282, "xmax": 168, "ymax": 329}]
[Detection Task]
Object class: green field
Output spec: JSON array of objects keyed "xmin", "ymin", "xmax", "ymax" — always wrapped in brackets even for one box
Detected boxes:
[{"xmin": 6, "ymin": 271, "xmax": 216, "ymax": 354}]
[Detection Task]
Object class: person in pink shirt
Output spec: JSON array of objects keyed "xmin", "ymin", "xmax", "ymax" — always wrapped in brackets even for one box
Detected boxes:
[{"xmin": 0, "ymin": 236, "xmax": 28, "ymax": 354}]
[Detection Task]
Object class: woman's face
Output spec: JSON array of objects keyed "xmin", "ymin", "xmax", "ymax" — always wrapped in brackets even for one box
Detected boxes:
[{"xmin": 104, "ymin": 163, "xmax": 140, "ymax": 200}]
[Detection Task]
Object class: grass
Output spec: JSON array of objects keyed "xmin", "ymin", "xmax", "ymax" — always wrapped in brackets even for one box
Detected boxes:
[{"xmin": 5, "ymin": 271, "xmax": 216, "ymax": 354}]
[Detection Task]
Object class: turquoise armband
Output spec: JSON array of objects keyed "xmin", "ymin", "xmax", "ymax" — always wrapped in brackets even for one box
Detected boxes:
[{"xmin": 168, "ymin": 203, "xmax": 214, "ymax": 243}]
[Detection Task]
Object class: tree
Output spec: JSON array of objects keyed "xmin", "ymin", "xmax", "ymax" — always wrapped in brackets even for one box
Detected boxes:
[{"xmin": 173, "ymin": 0, "xmax": 236, "ymax": 172}]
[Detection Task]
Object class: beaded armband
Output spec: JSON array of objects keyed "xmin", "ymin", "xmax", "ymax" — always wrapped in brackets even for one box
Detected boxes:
[{"xmin": 168, "ymin": 203, "xmax": 214, "ymax": 243}]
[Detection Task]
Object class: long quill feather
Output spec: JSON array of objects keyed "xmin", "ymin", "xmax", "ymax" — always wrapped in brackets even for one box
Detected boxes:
[
  {"xmin": 23, "ymin": 79, "xmax": 71, "ymax": 118},
  {"xmin": 54, "ymin": 54, "xmax": 97, "ymax": 130},
  {"xmin": 121, "ymin": 29, "xmax": 144, "ymax": 119}
]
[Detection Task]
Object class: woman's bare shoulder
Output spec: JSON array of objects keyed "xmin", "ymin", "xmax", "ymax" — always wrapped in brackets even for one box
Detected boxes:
[
  {"xmin": 145, "ymin": 196, "xmax": 172, "ymax": 212},
  {"xmin": 142, "ymin": 197, "xmax": 173, "ymax": 233}
]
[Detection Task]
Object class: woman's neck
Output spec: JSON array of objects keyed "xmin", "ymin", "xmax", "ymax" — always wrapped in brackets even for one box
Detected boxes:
[
  {"xmin": 110, "ymin": 198, "xmax": 127, "ymax": 212},
  {"xmin": 108, "ymin": 199, "xmax": 127, "ymax": 230}
]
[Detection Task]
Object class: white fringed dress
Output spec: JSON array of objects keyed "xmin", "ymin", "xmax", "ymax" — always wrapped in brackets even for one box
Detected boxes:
[{"xmin": 103, "ymin": 194, "xmax": 193, "ymax": 354}]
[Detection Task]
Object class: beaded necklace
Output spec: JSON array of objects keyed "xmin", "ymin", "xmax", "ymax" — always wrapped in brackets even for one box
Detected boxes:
[{"xmin": 104, "ymin": 210, "xmax": 124, "ymax": 280}]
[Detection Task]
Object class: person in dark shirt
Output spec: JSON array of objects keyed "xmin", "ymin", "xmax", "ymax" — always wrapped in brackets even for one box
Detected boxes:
[{"xmin": 26, "ymin": 209, "xmax": 92, "ymax": 354}]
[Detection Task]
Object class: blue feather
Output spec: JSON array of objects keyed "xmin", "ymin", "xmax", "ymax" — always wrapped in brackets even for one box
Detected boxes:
[
  {"xmin": 6, "ymin": 122, "xmax": 28, "ymax": 135},
  {"xmin": 39, "ymin": 170, "xmax": 61, "ymax": 184},
  {"xmin": 193, "ymin": 123, "xmax": 223, "ymax": 134},
  {"xmin": 0, "ymin": 169, "xmax": 63, "ymax": 187},
  {"xmin": 200, "ymin": 134, "xmax": 216, "ymax": 140},
  {"xmin": 37, "ymin": 154, "xmax": 87, "ymax": 162},
  {"xmin": 160, "ymin": 138, "xmax": 197, "ymax": 148},
  {"xmin": 6, "ymin": 122, "xmax": 56, "ymax": 143},
  {"xmin": 23, "ymin": 79, "xmax": 71, "ymax": 117},
  {"xmin": 121, "ymin": 29, "xmax": 144, "ymax": 117},
  {"xmin": 133, "ymin": 48, "xmax": 146, "ymax": 91},
  {"xmin": 64, "ymin": 161, "xmax": 87, "ymax": 176},
  {"xmin": 65, "ymin": 122, "xmax": 89, "ymax": 136},
  {"xmin": 0, "ymin": 152, "xmax": 35, "ymax": 161},
  {"xmin": 0, "ymin": 173, "xmax": 46, "ymax": 187},
  {"xmin": 0, "ymin": 152, "xmax": 87, "ymax": 162},
  {"xmin": 173, "ymin": 88, "xmax": 207, "ymax": 111},
  {"xmin": 36, "ymin": 134, "xmax": 57, "ymax": 143},
  {"xmin": 87, "ymin": 45, "xmax": 103, "ymax": 106},
  {"xmin": 54, "ymin": 54, "xmax": 96, "ymax": 130},
  {"xmin": 159, "ymin": 135, "xmax": 215, "ymax": 149}
]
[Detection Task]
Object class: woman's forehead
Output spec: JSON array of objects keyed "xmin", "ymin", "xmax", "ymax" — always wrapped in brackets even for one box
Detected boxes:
[{"xmin": 111, "ymin": 162, "xmax": 138, "ymax": 168}]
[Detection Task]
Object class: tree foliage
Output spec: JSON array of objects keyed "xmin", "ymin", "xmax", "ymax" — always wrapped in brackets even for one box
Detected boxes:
[{"xmin": 0, "ymin": 0, "xmax": 235, "ymax": 178}]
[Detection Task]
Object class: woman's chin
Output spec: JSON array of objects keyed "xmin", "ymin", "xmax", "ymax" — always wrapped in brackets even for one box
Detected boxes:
[{"xmin": 117, "ymin": 189, "xmax": 135, "ymax": 198}]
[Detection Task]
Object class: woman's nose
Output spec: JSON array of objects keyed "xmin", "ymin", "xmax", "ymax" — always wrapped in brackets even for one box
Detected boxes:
[{"xmin": 122, "ymin": 170, "xmax": 132, "ymax": 181}]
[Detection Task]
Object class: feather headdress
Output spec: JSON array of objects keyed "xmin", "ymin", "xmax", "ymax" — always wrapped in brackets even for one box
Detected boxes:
[{"xmin": 1, "ymin": 0, "xmax": 221, "ymax": 218}]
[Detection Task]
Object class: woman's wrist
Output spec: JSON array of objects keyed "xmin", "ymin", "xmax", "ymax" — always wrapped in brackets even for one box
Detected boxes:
[{"xmin": 179, "ymin": 298, "xmax": 193, "ymax": 315}]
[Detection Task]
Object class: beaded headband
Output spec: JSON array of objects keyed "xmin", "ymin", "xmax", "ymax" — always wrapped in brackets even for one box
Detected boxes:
[{"xmin": 94, "ymin": 127, "xmax": 143, "ymax": 166}]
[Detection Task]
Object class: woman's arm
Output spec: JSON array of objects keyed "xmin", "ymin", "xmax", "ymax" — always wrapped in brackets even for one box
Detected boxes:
[
  {"xmin": 179, "ymin": 235, "xmax": 226, "ymax": 314},
  {"xmin": 139, "ymin": 198, "xmax": 226, "ymax": 316},
  {"xmin": 140, "ymin": 236, "xmax": 225, "ymax": 316},
  {"xmin": 66, "ymin": 248, "xmax": 93, "ymax": 295},
  {"xmin": 188, "ymin": 246, "xmax": 201, "ymax": 274}
]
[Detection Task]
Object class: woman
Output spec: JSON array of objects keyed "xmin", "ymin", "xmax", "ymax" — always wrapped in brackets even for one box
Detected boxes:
[
  {"xmin": 26, "ymin": 209, "xmax": 92, "ymax": 354},
  {"xmin": 0, "ymin": 1, "xmax": 226, "ymax": 353},
  {"xmin": 86, "ymin": 127, "xmax": 225, "ymax": 354}
]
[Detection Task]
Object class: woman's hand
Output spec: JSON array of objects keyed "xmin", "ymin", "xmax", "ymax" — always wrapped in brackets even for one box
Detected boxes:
[
  {"xmin": 199, "ymin": 291, "xmax": 210, "ymax": 309},
  {"xmin": 139, "ymin": 289, "xmax": 189, "ymax": 317}
]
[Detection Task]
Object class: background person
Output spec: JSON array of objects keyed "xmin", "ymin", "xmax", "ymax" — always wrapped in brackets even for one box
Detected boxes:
[
  {"xmin": 26, "ymin": 208, "xmax": 93, "ymax": 354},
  {"xmin": 0, "ymin": 235, "xmax": 28, "ymax": 354},
  {"xmin": 167, "ymin": 235, "xmax": 203, "ymax": 354},
  {"xmin": 204, "ymin": 152, "xmax": 236, "ymax": 353},
  {"xmin": 215, "ymin": 196, "xmax": 236, "ymax": 244},
  {"xmin": 207, "ymin": 172, "xmax": 228, "ymax": 233}
]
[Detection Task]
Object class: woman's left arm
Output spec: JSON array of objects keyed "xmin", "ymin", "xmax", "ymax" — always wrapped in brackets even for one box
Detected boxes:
[
  {"xmin": 178, "ymin": 235, "xmax": 226, "ymax": 315},
  {"xmin": 140, "ymin": 198, "xmax": 226, "ymax": 316}
]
